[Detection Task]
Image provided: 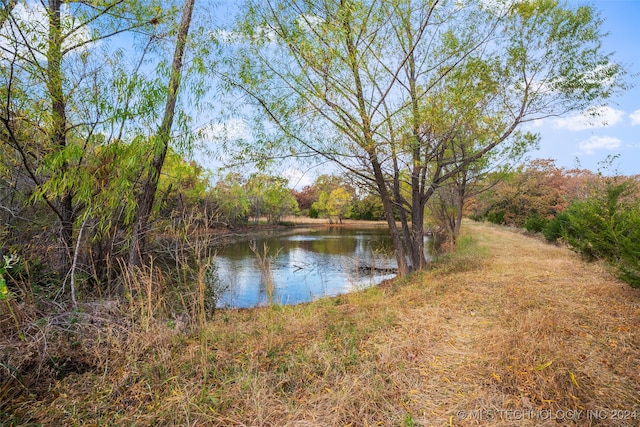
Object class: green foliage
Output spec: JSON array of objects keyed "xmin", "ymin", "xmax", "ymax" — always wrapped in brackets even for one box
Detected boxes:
[
  {"xmin": 311, "ymin": 191, "xmax": 330, "ymax": 221},
  {"xmin": 485, "ymin": 210, "xmax": 506, "ymax": 225},
  {"xmin": 561, "ymin": 179, "xmax": 640, "ymax": 287},
  {"xmin": 350, "ymin": 194, "xmax": 385, "ymax": 221},
  {"xmin": 246, "ymin": 174, "xmax": 299, "ymax": 224},
  {"xmin": 524, "ymin": 212, "xmax": 549, "ymax": 233},
  {"xmin": 156, "ymin": 148, "xmax": 211, "ymax": 217},
  {"xmin": 542, "ymin": 211, "xmax": 570, "ymax": 242},
  {"xmin": 326, "ymin": 188, "xmax": 352, "ymax": 223},
  {"xmin": 312, "ymin": 187, "xmax": 353, "ymax": 223},
  {"xmin": 212, "ymin": 173, "xmax": 250, "ymax": 225},
  {"xmin": 211, "ymin": 173, "xmax": 299, "ymax": 226}
]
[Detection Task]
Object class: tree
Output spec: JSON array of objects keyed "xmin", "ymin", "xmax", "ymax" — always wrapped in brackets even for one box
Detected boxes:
[
  {"xmin": 0, "ymin": 1, "xmax": 16, "ymax": 28},
  {"xmin": 470, "ymin": 159, "xmax": 577, "ymax": 228},
  {"xmin": 224, "ymin": 0, "xmax": 624, "ymax": 275},
  {"xmin": 212, "ymin": 173, "xmax": 250, "ymax": 226},
  {"xmin": 246, "ymin": 173, "xmax": 298, "ymax": 223},
  {"xmin": 350, "ymin": 193, "xmax": 385, "ymax": 221},
  {"xmin": 156, "ymin": 148, "xmax": 211, "ymax": 226},
  {"xmin": 326, "ymin": 187, "xmax": 352, "ymax": 223},
  {"xmin": 311, "ymin": 191, "xmax": 330, "ymax": 222},
  {"xmin": 561, "ymin": 177, "xmax": 640, "ymax": 287},
  {"xmin": 128, "ymin": 0, "xmax": 196, "ymax": 267},
  {"xmin": 312, "ymin": 186, "xmax": 353, "ymax": 224},
  {"xmin": 293, "ymin": 184, "xmax": 318, "ymax": 213},
  {"xmin": 0, "ymin": 0, "xmax": 165, "ymax": 274},
  {"xmin": 262, "ymin": 183, "xmax": 299, "ymax": 223}
]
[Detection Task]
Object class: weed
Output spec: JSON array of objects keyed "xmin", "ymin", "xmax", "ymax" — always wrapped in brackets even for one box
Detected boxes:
[{"xmin": 249, "ymin": 240, "xmax": 281, "ymax": 305}]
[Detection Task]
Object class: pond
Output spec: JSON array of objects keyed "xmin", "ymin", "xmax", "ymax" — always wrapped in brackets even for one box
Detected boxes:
[{"xmin": 212, "ymin": 226, "xmax": 398, "ymax": 308}]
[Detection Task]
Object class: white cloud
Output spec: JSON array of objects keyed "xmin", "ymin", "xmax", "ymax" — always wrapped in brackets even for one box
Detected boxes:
[
  {"xmin": 523, "ymin": 118, "xmax": 545, "ymax": 130},
  {"xmin": 199, "ymin": 118, "xmax": 250, "ymax": 142},
  {"xmin": 553, "ymin": 106, "xmax": 625, "ymax": 131},
  {"xmin": 296, "ymin": 14, "xmax": 323, "ymax": 33},
  {"xmin": 1, "ymin": 1, "xmax": 95, "ymax": 61},
  {"xmin": 209, "ymin": 29, "xmax": 243, "ymax": 45},
  {"xmin": 630, "ymin": 110, "xmax": 640, "ymax": 126},
  {"xmin": 578, "ymin": 135, "xmax": 622, "ymax": 155},
  {"xmin": 283, "ymin": 168, "xmax": 312, "ymax": 190}
]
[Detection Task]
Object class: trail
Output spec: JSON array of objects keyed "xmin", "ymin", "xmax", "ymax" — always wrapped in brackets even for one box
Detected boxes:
[{"xmin": 375, "ymin": 222, "xmax": 640, "ymax": 426}]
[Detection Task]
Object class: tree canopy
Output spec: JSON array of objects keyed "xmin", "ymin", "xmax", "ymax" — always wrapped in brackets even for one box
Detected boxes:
[{"xmin": 221, "ymin": 0, "xmax": 625, "ymax": 275}]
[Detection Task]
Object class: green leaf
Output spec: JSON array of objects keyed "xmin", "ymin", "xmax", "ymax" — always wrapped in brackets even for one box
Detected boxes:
[
  {"xmin": 535, "ymin": 360, "xmax": 553, "ymax": 371},
  {"xmin": 0, "ymin": 276, "xmax": 7, "ymax": 301}
]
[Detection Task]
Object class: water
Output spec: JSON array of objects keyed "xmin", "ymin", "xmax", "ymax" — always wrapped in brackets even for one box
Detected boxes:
[{"xmin": 212, "ymin": 226, "xmax": 397, "ymax": 308}]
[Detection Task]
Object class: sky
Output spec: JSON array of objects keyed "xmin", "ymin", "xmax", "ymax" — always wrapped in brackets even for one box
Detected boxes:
[{"xmin": 531, "ymin": 0, "xmax": 640, "ymax": 175}]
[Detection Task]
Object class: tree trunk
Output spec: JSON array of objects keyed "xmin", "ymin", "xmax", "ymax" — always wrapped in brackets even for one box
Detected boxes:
[
  {"xmin": 453, "ymin": 182, "xmax": 466, "ymax": 243},
  {"xmin": 48, "ymin": 0, "xmax": 75, "ymax": 273},
  {"xmin": 410, "ymin": 197, "xmax": 426, "ymax": 270},
  {"xmin": 128, "ymin": 0, "xmax": 195, "ymax": 267},
  {"xmin": 370, "ymin": 155, "xmax": 407, "ymax": 276}
]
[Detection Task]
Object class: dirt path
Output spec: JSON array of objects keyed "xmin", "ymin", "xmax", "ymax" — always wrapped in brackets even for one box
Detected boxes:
[{"xmin": 383, "ymin": 222, "xmax": 640, "ymax": 426}]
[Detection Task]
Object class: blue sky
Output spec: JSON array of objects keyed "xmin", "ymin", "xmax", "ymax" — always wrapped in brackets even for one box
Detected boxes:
[{"xmin": 532, "ymin": 0, "xmax": 640, "ymax": 175}]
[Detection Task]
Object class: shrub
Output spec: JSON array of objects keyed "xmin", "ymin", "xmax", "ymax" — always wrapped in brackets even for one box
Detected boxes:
[
  {"xmin": 561, "ymin": 180, "xmax": 640, "ymax": 287},
  {"xmin": 485, "ymin": 210, "xmax": 505, "ymax": 225},
  {"xmin": 542, "ymin": 211, "xmax": 570, "ymax": 242},
  {"xmin": 524, "ymin": 212, "xmax": 549, "ymax": 233}
]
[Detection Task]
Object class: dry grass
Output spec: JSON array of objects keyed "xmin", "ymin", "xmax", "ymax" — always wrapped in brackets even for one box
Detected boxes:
[{"xmin": 2, "ymin": 221, "xmax": 639, "ymax": 426}]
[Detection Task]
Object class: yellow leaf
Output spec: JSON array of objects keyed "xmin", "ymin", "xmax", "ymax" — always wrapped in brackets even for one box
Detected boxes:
[
  {"xmin": 535, "ymin": 360, "xmax": 553, "ymax": 371},
  {"xmin": 492, "ymin": 372, "xmax": 502, "ymax": 383},
  {"xmin": 569, "ymin": 371, "xmax": 580, "ymax": 389}
]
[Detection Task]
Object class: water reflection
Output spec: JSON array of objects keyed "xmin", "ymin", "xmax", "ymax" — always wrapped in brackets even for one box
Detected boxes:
[{"xmin": 214, "ymin": 227, "xmax": 397, "ymax": 308}]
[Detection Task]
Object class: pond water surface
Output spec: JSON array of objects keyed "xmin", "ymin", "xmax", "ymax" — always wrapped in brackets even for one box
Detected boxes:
[{"xmin": 213, "ymin": 226, "xmax": 397, "ymax": 308}]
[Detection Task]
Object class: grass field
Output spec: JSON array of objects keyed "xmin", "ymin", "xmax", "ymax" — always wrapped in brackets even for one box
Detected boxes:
[{"xmin": 2, "ymin": 221, "xmax": 639, "ymax": 426}]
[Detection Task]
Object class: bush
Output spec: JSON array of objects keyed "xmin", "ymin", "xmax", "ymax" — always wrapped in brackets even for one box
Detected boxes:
[
  {"xmin": 561, "ymin": 180, "xmax": 640, "ymax": 287},
  {"xmin": 524, "ymin": 212, "xmax": 549, "ymax": 233},
  {"xmin": 485, "ymin": 210, "xmax": 505, "ymax": 225},
  {"xmin": 542, "ymin": 211, "xmax": 570, "ymax": 242}
]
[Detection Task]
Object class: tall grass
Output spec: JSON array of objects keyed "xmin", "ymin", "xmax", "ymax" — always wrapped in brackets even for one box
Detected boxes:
[
  {"xmin": 3, "ymin": 221, "xmax": 640, "ymax": 426},
  {"xmin": 249, "ymin": 240, "xmax": 280, "ymax": 305}
]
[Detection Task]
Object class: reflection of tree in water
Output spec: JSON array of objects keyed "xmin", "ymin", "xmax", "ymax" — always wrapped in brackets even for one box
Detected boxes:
[
  {"xmin": 288, "ymin": 248, "xmax": 344, "ymax": 277},
  {"xmin": 303, "ymin": 236, "xmax": 357, "ymax": 255},
  {"xmin": 213, "ymin": 228, "xmax": 397, "ymax": 307}
]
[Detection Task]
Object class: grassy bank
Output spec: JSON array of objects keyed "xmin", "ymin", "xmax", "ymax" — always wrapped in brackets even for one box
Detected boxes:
[{"xmin": 2, "ymin": 222, "xmax": 639, "ymax": 426}]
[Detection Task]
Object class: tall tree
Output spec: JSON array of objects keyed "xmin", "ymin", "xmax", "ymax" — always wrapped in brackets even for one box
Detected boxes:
[
  {"xmin": 0, "ymin": 0, "xmax": 163, "ymax": 273},
  {"xmin": 223, "ymin": 0, "xmax": 624, "ymax": 275},
  {"xmin": 128, "ymin": 0, "xmax": 196, "ymax": 267}
]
